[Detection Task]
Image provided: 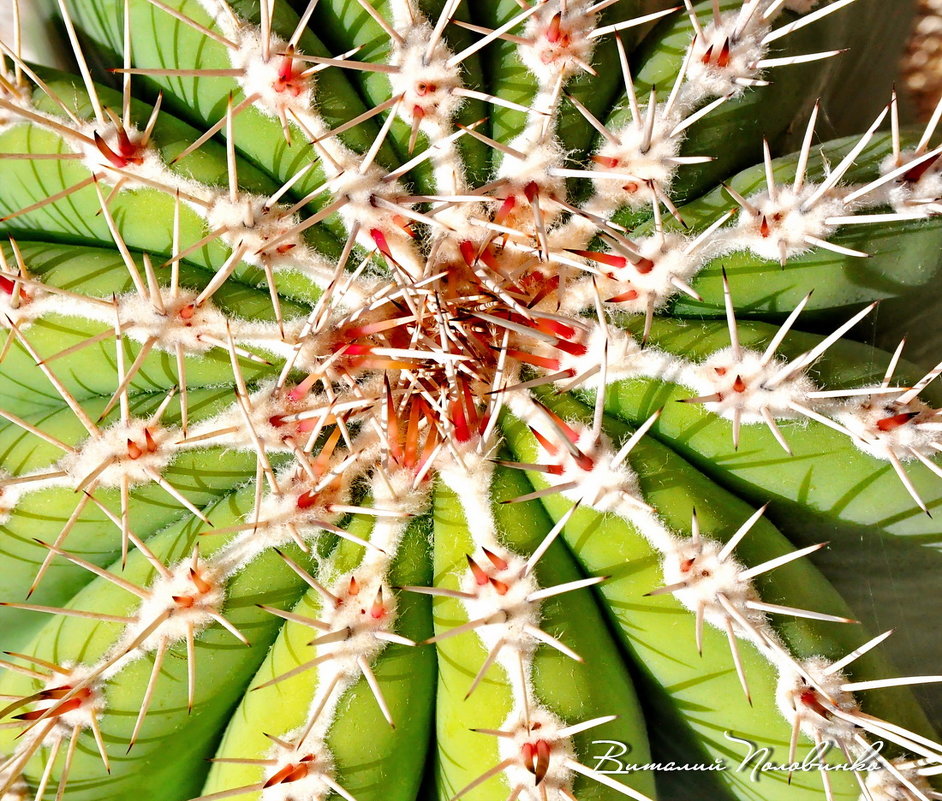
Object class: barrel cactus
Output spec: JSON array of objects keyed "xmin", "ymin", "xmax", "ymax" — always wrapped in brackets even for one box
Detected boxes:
[{"xmin": 1, "ymin": 1, "xmax": 942, "ymax": 800}]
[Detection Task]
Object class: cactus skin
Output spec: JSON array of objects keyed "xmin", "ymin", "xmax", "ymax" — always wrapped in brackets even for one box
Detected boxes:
[{"xmin": 1, "ymin": 1, "xmax": 942, "ymax": 801}]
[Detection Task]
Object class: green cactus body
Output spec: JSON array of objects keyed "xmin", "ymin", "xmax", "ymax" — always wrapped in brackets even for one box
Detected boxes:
[{"xmin": 0, "ymin": 1, "xmax": 941, "ymax": 801}]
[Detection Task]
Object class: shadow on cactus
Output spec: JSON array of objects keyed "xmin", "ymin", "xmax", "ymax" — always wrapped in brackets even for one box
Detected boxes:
[{"xmin": 0, "ymin": 0, "xmax": 941, "ymax": 800}]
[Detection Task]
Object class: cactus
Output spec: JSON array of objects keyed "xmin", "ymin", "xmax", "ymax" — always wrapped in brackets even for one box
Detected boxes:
[{"xmin": 1, "ymin": 1, "xmax": 942, "ymax": 800}]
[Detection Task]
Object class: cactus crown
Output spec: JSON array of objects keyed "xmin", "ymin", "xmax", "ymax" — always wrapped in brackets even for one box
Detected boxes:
[{"xmin": 1, "ymin": 1, "xmax": 942, "ymax": 801}]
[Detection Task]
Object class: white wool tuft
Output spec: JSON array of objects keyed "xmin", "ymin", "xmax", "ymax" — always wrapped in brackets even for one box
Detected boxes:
[
  {"xmin": 496, "ymin": 708, "xmax": 579, "ymax": 801},
  {"xmin": 460, "ymin": 550, "xmax": 541, "ymax": 660},
  {"xmin": 864, "ymin": 758, "xmax": 935, "ymax": 801},
  {"xmin": 660, "ymin": 535, "xmax": 765, "ymax": 632},
  {"xmin": 880, "ymin": 150, "xmax": 942, "ymax": 217},
  {"xmin": 42, "ymin": 664, "xmax": 105, "ymax": 737},
  {"xmin": 518, "ymin": 0, "xmax": 599, "ymax": 83},
  {"xmin": 687, "ymin": 347, "xmax": 815, "ymax": 424},
  {"xmin": 59, "ymin": 420, "xmax": 177, "ymax": 488},
  {"xmin": 776, "ymin": 656, "xmax": 860, "ymax": 743},
  {"xmin": 833, "ymin": 395, "xmax": 942, "ymax": 462},
  {"xmin": 595, "ymin": 232, "xmax": 711, "ymax": 315},
  {"xmin": 726, "ymin": 185, "xmax": 847, "ymax": 262},
  {"xmin": 388, "ymin": 25, "xmax": 463, "ymax": 131},
  {"xmin": 532, "ymin": 424, "xmax": 648, "ymax": 515},
  {"xmin": 114, "ymin": 559, "xmax": 228, "ymax": 656},
  {"xmin": 231, "ymin": 29, "xmax": 315, "ymax": 120},
  {"xmin": 682, "ymin": 10, "xmax": 770, "ymax": 102},
  {"xmin": 588, "ymin": 108, "xmax": 683, "ymax": 210}
]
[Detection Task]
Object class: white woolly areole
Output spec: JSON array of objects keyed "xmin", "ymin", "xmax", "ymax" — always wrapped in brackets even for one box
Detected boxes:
[
  {"xmin": 389, "ymin": 25, "xmax": 463, "ymax": 129},
  {"xmin": 258, "ymin": 750, "xmax": 338, "ymax": 801},
  {"xmin": 330, "ymin": 168, "xmax": 425, "ymax": 277},
  {"xmin": 496, "ymin": 708, "xmax": 579, "ymax": 801},
  {"xmin": 204, "ymin": 195, "xmax": 308, "ymax": 268},
  {"xmin": 0, "ymin": 278, "xmax": 38, "ymax": 328},
  {"xmin": 0, "ymin": 475, "xmax": 13, "ymax": 526},
  {"xmin": 77, "ymin": 120, "xmax": 149, "ymax": 175},
  {"xmin": 71, "ymin": 116, "xmax": 210, "ymax": 209},
  {"xmin": 776, "ymin": 656, "xmax": 860, "ymax": 743},
  {"xmin": 258, "ymin": 486, "xmax": 333, "ymax": 535},
  {"xmin": 40, "ymin": 664, "xmax": 104, "ymax": 737},
  {"xmin": 231, "ymin": 29, "xmax": 315, "ymax": 116},
  {"xmin": 519, "ymin": 0, "xmax": 599, "ymax": 82},
  {"xmin": 589, "ymin": 109, "xmax": 683, "ymax": 209},
  {"xmin": 211, "ymin": 463, "xmax": 369, "ymax": 573},
  {"xmin": 729, "ymin": 185, "xmax": 846, "ymax": 262},
  {"xmin": 689, "ymin": 347, "xmax": 815, "ymax": 424},
  {"xmin": 116, "ymin": 291, "xmax": 222, "ymax": 352},
  {"xmin": 880, "ymin": 150, "xmax": 942, "ymax": 217},
  {"xmin": 10, "ymin": 665, "xmax": 105, "ymax": 757},
  {"xmin": 832, "ymin": 396, "xmax": 942, "ymax": 462},
  {"xmin": 553, "ymin": 323, "xmax": 682, "ymax": 385},
  {"xmin": 600, "ymin": 232, "xmax": 708, "ymax": 314},
  {"xmin": 460, "ymin": 550, "xmax": 540, "ymax": 661},
  {"xmin": 661, "ymin": 536, "xmax": 764, "ymax": 632},
  {"xmin": 310, "ymin": 574, "xmax": 397, "ymax": 678},
  {"xmin": 331, "ymin": 168, "xmax": 400, "ymax": 226},
  {"xmin": 537, "ymin": 427, "xmax": 648, "ymax": 515},
  {"xmin": 863, "ymin": 758, "xmax": 935, "ymax": 801},
  {"xmin": 684, "ymin": 11, "xmax": 770, "ymax": 101},
  {"xmin": 59, "ymin": 420, "xmax": 176, "ymax": 488},
  {"xmin": 185, "ymin": 383, "xmax": 311, "ymax": 455},
  {"xmin": 497, "ymin": 135, "xmax": 567, "ymax": 206},
  {"xmin": 111, "ymin": 559, "xmax": 227, "ymax": 658}
]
